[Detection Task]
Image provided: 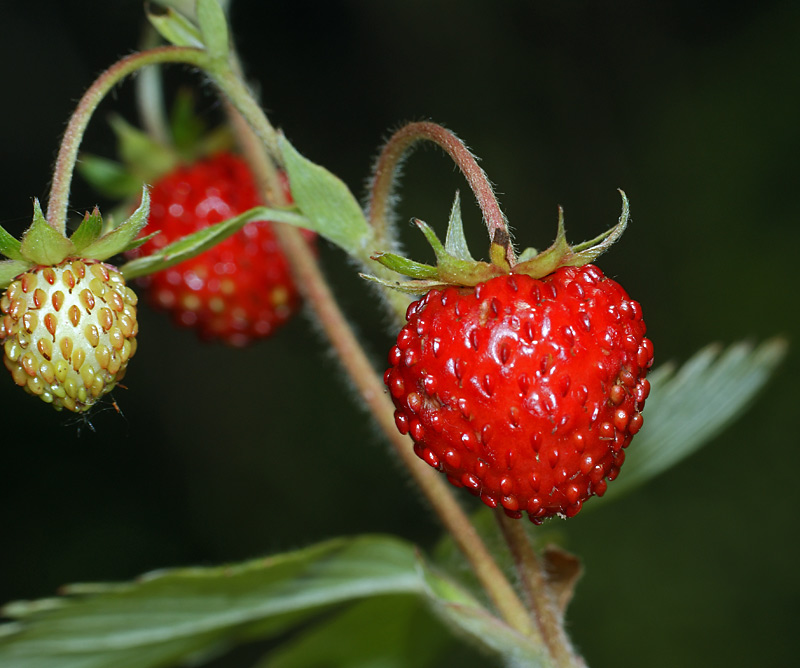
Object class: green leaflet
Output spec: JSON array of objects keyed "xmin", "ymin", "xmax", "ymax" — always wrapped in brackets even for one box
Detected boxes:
[
  {"xmin": 597, "ymin": 338, "xmax": 788, "ymax": 502},
  {"xmin": 0, "ymin": 535, "xmax": 546, "ymax": 668},
  {"xmin": 119, "ymin": 206, "xmax": 311, "ymax": 280},
  {"xmin": 279, "ymin": 134, "xmax": 374, "ymax": 260}
]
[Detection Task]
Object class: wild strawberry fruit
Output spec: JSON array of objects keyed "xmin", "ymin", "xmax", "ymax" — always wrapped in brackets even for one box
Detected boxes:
[
  {"xmin": 1, "ymin": 260, "xmax": 138, "ymax": 412},
  {"xmin": 128, "ymin": 152, "xmax": 309, "ymax": 346},
  {"xmin": 0, "ymin": 194, "xmax": 148, "ymax": 412},
  {"xmin": 373, "ymin": 192, "xmax": 653, "ymax": 521}
]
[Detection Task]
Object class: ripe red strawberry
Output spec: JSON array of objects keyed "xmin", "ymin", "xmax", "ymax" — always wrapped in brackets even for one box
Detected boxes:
[
  {"xmin": 384, "ymin": 266, "xmax": 652, "ymax": 522},
  {"xmin": 372, "ymin": 190, "xmax": 652, "ymax": 522},
  {"xmin": 128, "ymin": 152, "xmax": 311, "ymax": 346},
  {"xmin": 1, "ymin": 260, "xmax": 138, "ymax": 412}
]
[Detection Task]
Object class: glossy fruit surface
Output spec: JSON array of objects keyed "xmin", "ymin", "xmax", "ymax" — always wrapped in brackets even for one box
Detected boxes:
[
  {"xmin": 384, "ymin": 265, "xmax": 653, "ymax": 522},
  {"xmin": 0, "ymin": 259, "xmax": 138, "ymax": 412},
  {"xmin": 129, "ymin": 152, "xmax": 309, "ymax": 346}
]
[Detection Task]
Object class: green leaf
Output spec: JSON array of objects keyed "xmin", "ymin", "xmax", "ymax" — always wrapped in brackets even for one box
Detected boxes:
[
  {"xmin": 80, "ymin": 188, "xmax": 151, "ymax": 261},
  {"xmin": 0, "ymin": 260, "xmax": 32, "ymax": 289},
  {"xmin": 279, "ymin": 134, "xmax": 374, "ymax": 259},
  {"xmin": 256, "ymin": 596, "xmax": 458, "ymax": 668},
  {"xmin": 69, "ymin": 208, "xmax": 104, "ymax": 253},
  {"xmin": 0, "ymin": 224, "xmax": 23, "ymax": 261},
  {"xmin": 146, "ymin": 5, "xmax": 204, "ymax": 49},
  {"xmin": 0, "ymin": 535, "xmax": 545, "ymax": 668},
  {"xmin": 119, "ymin": 206, "xmax": 310, "ymax": 280},
  {"xmin": 598, "ymin": 338, "xmax": 788, "ymax": 503},
  {"xmin": 196, "ymin": 0, "xmax": 230, "ymax": 62},
  {"xmin": 19, "ymin": 199, "xmax": 75, "ymax": 266}
]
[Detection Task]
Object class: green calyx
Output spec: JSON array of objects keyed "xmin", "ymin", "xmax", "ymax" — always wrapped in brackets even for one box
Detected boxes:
[
  {"xmin": 365, "ymin": 190, "xmax": 630, "ymax": 295},
  {"xmin": 78, "ymin": 89, "xmax": 233, "ymax": 200},
  {"xmin": 0, "ymin": 189, "xmax": 152, "ymax": 289}
]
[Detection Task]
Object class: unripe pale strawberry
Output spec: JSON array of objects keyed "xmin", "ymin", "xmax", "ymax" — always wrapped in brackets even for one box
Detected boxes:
[{"xmin": 0, "ymin": 260, "xmax": 138, "ymax": 412}]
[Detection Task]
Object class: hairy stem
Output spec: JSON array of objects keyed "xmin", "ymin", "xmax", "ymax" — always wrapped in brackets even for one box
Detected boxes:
[
  {"xmin": 367, "ymin": 121, "xmax": 515, "ymax": 266},
  {"xmin": 46, "ymin": 46, "xmax": 210, "ymax": 233},
  {"xmin": 216, "ymin": 64, "xmax": 537, "ymax": 640},
  {"xmin": 496, "ymin": 512, "xmax": 585, "ymax": 668}
]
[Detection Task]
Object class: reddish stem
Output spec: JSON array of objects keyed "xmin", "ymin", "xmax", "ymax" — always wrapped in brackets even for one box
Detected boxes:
[{"xmin": 367, "ymin": 121, "xmax": 515, "ymax": 266}]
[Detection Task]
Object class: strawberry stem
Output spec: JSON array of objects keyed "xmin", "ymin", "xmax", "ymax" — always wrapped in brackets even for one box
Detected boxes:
[
  {"xmin": 367, "ymin": 121, "xmax": 516, "ymax": 267},
  {"xmin": 213, "ymin": 59, "xmax": 539, "ymax": 642},
  {"xmin": 496, "ymin": 512, "xmax": 586, "ymax": 668},
  {"xmin": 46, "ymin": 46, "xmax": 212, "ymax": 235}
]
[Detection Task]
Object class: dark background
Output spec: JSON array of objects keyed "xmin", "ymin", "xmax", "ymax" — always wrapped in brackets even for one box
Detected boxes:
[{"xmin": 1, "ymin": 1, "xmax": 798, "ymax": 666}]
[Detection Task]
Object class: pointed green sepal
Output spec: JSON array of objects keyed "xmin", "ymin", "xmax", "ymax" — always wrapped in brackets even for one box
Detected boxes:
[
  {"xmin": 110, "ymin": 115, "xmax": 178, "ymax": 184},
  {"xmin": 359, "ymin": 273, "xmax": 452, "ymax": 296},
  {"xmin": 0, "ymin": 260, "xmax": 33, "ymax": 289},
  {"xmin": 0, "ymin": 224, "xmax": 24, "ymax": 262},
  {"xmin": 80, "ymin": 187, "xmax": 151, "ymax": 261},
  {"xmin": 69, "ymin": 207, "xmax": 104, "ymax": 253},
  {"xmin": 513, "ymin": 190, "xmax": 630, "ymax": 279},
  {"xmin": 120, "ymin": 205, "xmax": 310, "ymax": 280},
  {"xmin": 370, "ymin": 251, "xmax": 439, "ymax": 280},
  {"xmin": 77, "ymin": 154, "xmax": 142, "ymax": 200},
  {"xmin": 19, "ymin": 199, "xmax": 76, "ymax": 266},
  {"xmin": 443, "ymin": 192, "xmax": 475, "ymax": 262}
]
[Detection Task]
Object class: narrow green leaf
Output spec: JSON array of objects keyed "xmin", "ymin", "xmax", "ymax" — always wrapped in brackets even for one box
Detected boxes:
[
  {"xmin": 444, "ymin": 191, "xmax": 475, "ymax": 262},
  {"xmin": 0, "ymin": 224, "xmax": 23, "ymax": 261},
  {"xmin": 279, "ymin": 134, "xmax": 374, "ymax": 259},
  {"xmin": 19, "ymin": 199, "xmax": 75, "ymax": 266},
  {"xmin": 80, "ymin": 188, "xmax": 151, "ymax": 261},
  {"xmin": 0, "ymin": 260, "xmax": 32, "ymax": 289},
  {"xmin": 598, "ymin": 338, "xmax": 788, "ymax": 503},
  {"xmin": 120, "ymin": 206, "xmax": 310, "ymax": 280},
  {"xmin": 196, "ymin": 0, "xmax": 230, "ymax": 62},
  {"xmin": 69, "ymin": 208, "xmax": 104, "ymax": 253},
  {"xmin": 146, "ymin": 6, "xmax": 204, "ymax": 48}
]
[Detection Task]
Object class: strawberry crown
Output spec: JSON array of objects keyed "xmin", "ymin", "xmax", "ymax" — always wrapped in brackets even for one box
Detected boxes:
[
  {"xmin": 0, "ymin": 191, "xmax": 153, "ymax": 289},
  {"xmin": 363, "ymin": 189, "xmax": 630, "ymax": 296},
  {"xmin": 78, "ymin": 89, "xmax": 233, "ymax": 201}
]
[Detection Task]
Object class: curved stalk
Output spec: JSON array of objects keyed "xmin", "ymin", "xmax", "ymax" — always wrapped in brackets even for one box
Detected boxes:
[
  {"xmin": 367, "ymin": 121, "xmax": 516, "ymax": 266},
  {"xmin": 46, "ymin": 46, "xmax": 211, "ymax": 233}
]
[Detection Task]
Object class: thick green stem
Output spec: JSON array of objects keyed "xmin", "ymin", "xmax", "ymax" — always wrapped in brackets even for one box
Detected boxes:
[
  {"xmin": 367, "ymin": 121, "xmax": 516, "ymax": 266},
  {"xmin": 496, "ymin": 512, "xmax": 586, "ymax": 668},
  {"xmin": 46, "ymin": 46, "xmax": 211, "ymax": 234}
]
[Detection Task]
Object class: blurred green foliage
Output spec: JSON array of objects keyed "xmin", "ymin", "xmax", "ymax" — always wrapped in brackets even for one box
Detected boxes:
[{"xmin": 1, "ymin": 2, "xmax": 797, "ymax": 667}]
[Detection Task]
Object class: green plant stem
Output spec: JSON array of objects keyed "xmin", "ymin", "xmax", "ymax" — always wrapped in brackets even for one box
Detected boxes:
[
  {"xmin": 367, "ymin": 121, "xmax": 516, "ymax": 266},
  {"xmin": 46, "ymin": 46, "xmax": 211, "ymax": 234},
  {"xmin": 496, "ymin": 512, "xmax": 585, "ymax": 668}
]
